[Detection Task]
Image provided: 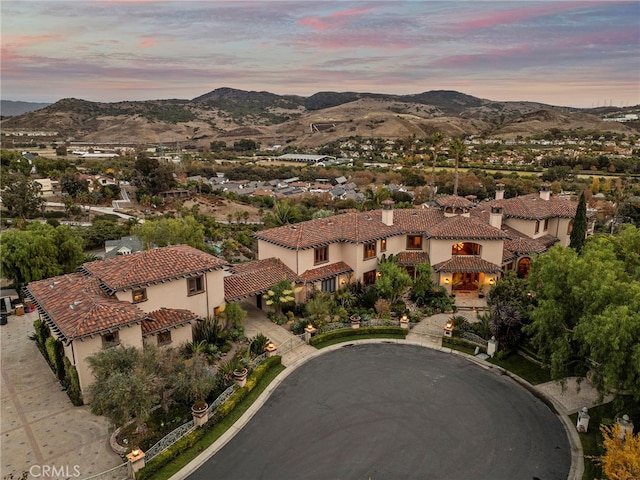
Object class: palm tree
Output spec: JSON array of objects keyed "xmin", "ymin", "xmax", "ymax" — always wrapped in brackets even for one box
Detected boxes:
[
  {"xmin": 449, "ymin": 137, "xmax": 466, "ymax": 196},
  {"xmin": 429, "ymin": 132, "xmax": 443, "ymax": 202}
]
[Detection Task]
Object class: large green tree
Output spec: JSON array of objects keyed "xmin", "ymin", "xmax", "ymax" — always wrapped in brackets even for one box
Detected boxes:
[
  {"xmin": 569, "ymin": 191, "xmax": 587, "ymax": 253},
  {"xmin": 0, "ymin": 223, "xmax": 85, "ymax": 290},
  {"xmin": 526, "ymin": 231, "xmax": 640, "ymax": 401},
  {"xmin": 1, "ymin": 173, "xmax": 45, "ymax": 218},
  {"xmin": 133, "ymin": 215, "xmax": 206, "ymax": 250},
  {"xmin": 88, "ymin": 345, "xmax": 178, "ymax": 427},
  {"xmin": 376, "ymin": 257, "xmax": 412, "ymax": 306}
]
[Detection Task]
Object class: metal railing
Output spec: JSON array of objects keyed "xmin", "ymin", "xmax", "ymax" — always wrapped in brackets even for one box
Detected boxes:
[
  {"xmin": 461, "ymin": 331, "xmax": 489, "ymax": 348},
  {"xmin": 81, "ymin": 462, "xmax": 129, "ymax": 480},
  {"xmin": 145, "ymin": 419, "xmax": 196, "ymax": 462}
]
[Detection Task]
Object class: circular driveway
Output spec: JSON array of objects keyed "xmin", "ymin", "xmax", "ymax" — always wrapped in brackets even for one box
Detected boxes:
[{"xmin": 188, "ymin": 344, "xmax": 570, "ymax": 480}]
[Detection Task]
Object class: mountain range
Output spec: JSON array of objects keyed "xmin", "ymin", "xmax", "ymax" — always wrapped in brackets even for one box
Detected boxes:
[{"xmin": 1, "ymin": 88, "xmax": 637, "ymax": 147}]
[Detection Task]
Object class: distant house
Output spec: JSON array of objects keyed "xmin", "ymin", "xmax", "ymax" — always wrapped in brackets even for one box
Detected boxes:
[
  {"xmin": 104, "ymin": 236, "xmax": 143, "ymax": 258},
  {"xmin": 34, "ymin": 178, "xmax": 59, "ymax": 197}
]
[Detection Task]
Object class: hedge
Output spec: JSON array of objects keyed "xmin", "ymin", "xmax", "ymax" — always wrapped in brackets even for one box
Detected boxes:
[
  {"xmin": 310, "ymin": 326, "xmax": 408, "ymax": 347},
  {"xmin": 136, "ymin": 355, "xmax": 282, "ymax": 480}
]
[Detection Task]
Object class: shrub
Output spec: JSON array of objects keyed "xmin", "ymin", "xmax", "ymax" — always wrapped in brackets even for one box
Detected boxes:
[
  {"xmin": 374, "ymin": 298, "xmax": 391, "ymax": 317},
  {"xmin": 63, "ymin": 357, "xmax": 83, "ymax": 406},
  {"xmin": 310, "ymin": 326, "xmax": 407, "ymax": 346},
  {"xmin": 31, "ymin": 319, "xmax": 50, "ymax": 352},
  {"xmin": 45, "ymin": 336, "xmax": 65, "ymax": 381}
]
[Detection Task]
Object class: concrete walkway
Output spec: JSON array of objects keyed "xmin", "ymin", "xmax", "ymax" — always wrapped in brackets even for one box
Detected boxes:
[{"xmin": 0, "ymin": 311, "xmax": 121, "ymax": 478}]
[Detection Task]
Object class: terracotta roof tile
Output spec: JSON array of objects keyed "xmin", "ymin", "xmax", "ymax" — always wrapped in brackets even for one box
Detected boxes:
[
  {"xmin": 298, "ymin": 261, "xmax": 353, "ymax": 282},
  {"xmin": 26, "ymin": 273, "xmax": 146, "ymax": 343},
  {"xmin": 502, "ymin": 226, "xmax": 548, "ymax": 255},
  {"xmin": 255, "ymin": 208, "xmax": 444, "ymax": 250},
  {"xmin": 224, "ymin": 258, "xmax": 299, "ymax": 301},
  {"xmin": 397, "ymin": 251, "xmax": 430, "ymax": 266},
  {"xmin": 484, "ymin": 193, "xmax": 577, "ymax": 220},
  {"xmin": 142, "ymin": 308, "xmax": 198, "ymax": 335},
  {"xmin": 427, "ymin": 215, "xmax": 506, "ymax": 240},
  {"xmin": 434, "ymin": 256, "xmax": 502, "ymax": 273},
  {"xmin": 81, "ymin": 245, "xmax": 226, "ymax": 292},
  {"xmin": 436, "ymin": 195, "xmax": 475, "ymax": 208}
]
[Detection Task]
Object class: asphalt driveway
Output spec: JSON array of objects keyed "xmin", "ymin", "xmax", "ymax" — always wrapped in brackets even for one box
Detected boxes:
[{"xmin": 187, "ymin": 343, "xmax": 570, "ymax": 480}]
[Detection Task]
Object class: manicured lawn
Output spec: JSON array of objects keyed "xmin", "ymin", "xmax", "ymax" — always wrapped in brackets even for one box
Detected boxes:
[
  {"xmin": 487, "ymin": 353, "xmax": 552, "ymax": 385},
  {"xmin": 570, "ymin": 398, "xmax": 640, "ymax": 480},
  {"xmin": 142, "ymin": 363, "xmax": 285, "ymax": 480},
  {"xmin": 442, "ymin": 337, "xmax": 480, "ymax": 356},
  {"xmin": 312, "ymin": 333, "xmax": 407, "ymax": 349}
]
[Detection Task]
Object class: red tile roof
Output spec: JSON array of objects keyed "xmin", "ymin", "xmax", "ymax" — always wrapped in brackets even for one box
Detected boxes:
[
  {"xmin": 224, "ymin": 258, "xmax": 299, "ymax": 301},
  {"xmin": 81, "ymin": 245, "xmax": 226, "ymax": 292},
  {"xmin": 26, "ymin": 273, "xmax": 147, "ymax": 343},
  {"xmin": 427, "ymin": 215, "xmax": 506, "ymax": 240},
  {"xmin": 502, "ymin": 226, "xmax": 548, "ymax": 256},
  {"xmin": 298, "ymin": 261, "xmax": 353, "ymax": 282},
  {"xmin": 436, "ymin": 195, "xmax": 475, "ymax": 208},
  {"xmin": 485, "ymin": 193, "xmax": 577, "ymax": 220},
  {"xmin": 255, "ymin": 208, "xmax": 444, "ymax": 250},
  {"xmin": 397, "ymin": 251, "xmax": 430, "ymax": 266},
  {"xmin": 142, "ymin": 308, "xmax": 198, "ymax": 335},
  {"xmin": 434, "ymin": 256, "xmax": 502, "ymax": 273}
]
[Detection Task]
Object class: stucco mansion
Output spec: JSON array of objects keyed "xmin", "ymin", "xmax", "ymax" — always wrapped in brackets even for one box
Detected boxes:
[{"xmin": 26, "ymin": 185, "xmax": 585, "ymax": 394}]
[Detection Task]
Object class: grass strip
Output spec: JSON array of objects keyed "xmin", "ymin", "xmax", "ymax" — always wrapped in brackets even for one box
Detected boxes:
[
  {"xmin": 312, "ymin": 333, "xmax": 407, "ymax": 349},
  {"xmin": 146, "ymin": 363, "xmax": 285, "ymax": 480},
  {"xmin": 487, "ymin": 353, "xmax": 551, "ymax": 385}
]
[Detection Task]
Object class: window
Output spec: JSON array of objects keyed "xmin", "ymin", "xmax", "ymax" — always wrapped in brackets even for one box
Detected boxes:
[
  {"xmin": 187, "ymin": 275, "xmax": 204, "ymax": 296},
  {"xmin": 406, "ymin": 235, "xmax": 422, "ymax": 250},
  {"xmin": 102, "ymin": 331, "xmax": 120, "ymax": 348},
  {"xmin": 543, "ymin": 218, "xmax": 549, "ymax": 231},
  {"xmin": 314, "ymin": 246, "xmax": 329, "ymax": 264},
  {"xmin": 567, "ymin": 220, "xmax": 574, "ymax": 235},
  {"xmin": 380, "ymin": 238, "xmax": 387, "ymax": 252},
  {"xmin": 363, "ymin": 242, "xmax": 376, "ymax": 259},
  {"xmin": 157, "ymin": 330, "xmax": 172, "ymax": 346},
  {"xmin": 452, "ymin": 242, "xmax": 481, "ymax": 256},
  {"xmin": 534, "ymin": 220, "xmax": 540, "ymax": 234},
  {"xmin": 321, "ymin": 278, "xmax": 336, "ymax": 293},
  {"xmin": 132, "ymin": 288, "xmax": 147, "ymax": 303},
  {"xmin": 363, "ymin": 270, "xmax": 377, "ymax": 285}
]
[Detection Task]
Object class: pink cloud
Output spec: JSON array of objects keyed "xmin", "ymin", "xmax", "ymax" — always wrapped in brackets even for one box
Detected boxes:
[
  {"xmin": 139, "ymin": 37, "xmax": 157, "ymax": 48},
  {"xmin": 455, "ymin": 1, "xmax": 597, "ymax": 31},
  {"xmin": 299, "ymin": 6, "xmax": 376, "ymax": 31},
  {"xmin": 2, "ymin": 34, "xmax": 63, "ymax": 49}
]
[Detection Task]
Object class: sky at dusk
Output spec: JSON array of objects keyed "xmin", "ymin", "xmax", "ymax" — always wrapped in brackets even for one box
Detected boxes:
[{"xmin": 1, "ymin": 0, "xmax": 639, "ymax": 108}]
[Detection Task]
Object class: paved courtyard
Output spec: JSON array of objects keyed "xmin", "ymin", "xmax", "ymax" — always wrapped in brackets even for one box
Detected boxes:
[
  {"xmin": 185, "ymin": 344, "xmax": 571, "ymax": 480},
  {"xmin": 0, "ymin": 311, "xmax": 121, "ymax": 478}
]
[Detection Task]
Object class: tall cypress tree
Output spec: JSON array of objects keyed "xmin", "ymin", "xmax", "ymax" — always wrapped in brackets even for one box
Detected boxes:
[{"xmin": 570, "ymin": 191, "xmax": 587, "ymax": 253}]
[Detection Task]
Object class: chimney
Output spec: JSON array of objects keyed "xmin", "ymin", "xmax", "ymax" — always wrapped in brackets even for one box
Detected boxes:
[
  {"xmin": 381, "ymin": 199, "xmax": 394, "ymax": 226},
  {"xmin": 495, "ymin": 184, "xmax": 505, "ymax": 200},
  {"xmin": 540, "ymin": 183, "xmax": 551, "ymax": 201},
  {"xmin": 489, "ymin": 206, "xmax": 503, "ymax": 229}
]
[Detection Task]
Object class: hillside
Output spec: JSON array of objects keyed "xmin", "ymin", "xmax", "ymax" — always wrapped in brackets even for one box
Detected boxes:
[{"xmin": 1, "ymin": 88, "xmax": 637, "ymax": 147}]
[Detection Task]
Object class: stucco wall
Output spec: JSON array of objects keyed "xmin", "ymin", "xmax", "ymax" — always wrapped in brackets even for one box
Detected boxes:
[
  {"xmin": 143, "ymin": 323, "xmax": 193, "ymax": 349},
  {"xmin": 114, "ymin": 270, "xmax": 225, "ymax": 318},
  {"xmin": 429, "ymin": 239, "xmax": 504, "ymax": 265},
  {"xmin": 69, "ymin": 324, "xmax": 143, "ymax": 394}
]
